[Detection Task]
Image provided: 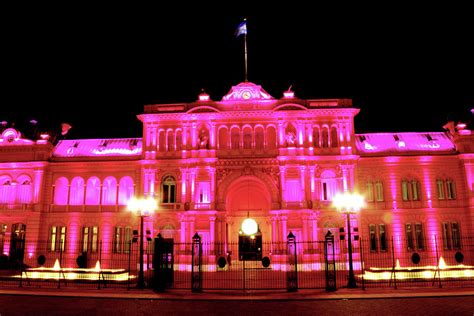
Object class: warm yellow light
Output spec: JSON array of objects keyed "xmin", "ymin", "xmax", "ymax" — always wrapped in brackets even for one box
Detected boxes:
[
  {"xmin": 94, "ymin": 260, "xmax": 101, "ymax": 271},
  {"xmin": 439, "ymin": 257, "xmax": 447, "ymax": 269},
  {"xmin": 241, "ymin": 218, "xmax": 258, "ymax": 235},
  {"xmin": 332, "ymin": 192, "xmax": 365, "ymax": 213},
  {"xmin": 127, "ymin": 197, "xmax": 158, "ymax": 216}
]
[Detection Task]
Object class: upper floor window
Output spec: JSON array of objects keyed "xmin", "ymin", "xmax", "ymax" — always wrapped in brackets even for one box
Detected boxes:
[
  {"xmin": 162, "ymin": 176, "xmax": 176, "ymax": 203},
  {"xmin": 118, "ymin": 176, "xmax": 135, "ymax": 205},
  {"xmin": 366, "ymin": 182, "xmax": 374, "ymax": 202},
  {"xmin": 53, "ymin": 177, "xmax": 69, "ymax": 205},
  {"xmin": 375, "ymin": 182, "xmax": 384, "ymax": 201},
  {"xmin": 402, "ymin": 179, "xmax": 421, "ymax": 201},
  {"xmin": 321, "ymin": 170, "xmax": 337, "ymax": 201},
  {"xmin": 437, "ymin": 179, "xmax": 457, "ymax": 200}
]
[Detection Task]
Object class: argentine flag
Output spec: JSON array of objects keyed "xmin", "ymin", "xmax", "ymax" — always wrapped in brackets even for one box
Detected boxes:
[{"xmin": 235, "ymin": 20, "xmax": 247, "ymax": 37}]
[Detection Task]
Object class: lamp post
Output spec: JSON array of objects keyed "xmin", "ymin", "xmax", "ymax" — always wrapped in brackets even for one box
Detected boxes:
[
  {"xmin": 127, "ymin": 197, "xmax": 157, "ymax": 288},
  {"xmin": 332, "ymin": 192, "xmax": 365, "ymax": 288}
]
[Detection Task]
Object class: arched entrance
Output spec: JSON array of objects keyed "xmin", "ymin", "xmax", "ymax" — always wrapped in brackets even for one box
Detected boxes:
[{"xmin": 225, "ymin": 176, "xmax": 272, "ymax": 244}]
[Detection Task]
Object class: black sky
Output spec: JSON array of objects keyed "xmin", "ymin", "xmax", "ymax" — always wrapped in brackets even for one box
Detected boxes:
[{"xmin": 1, "ymin": 5, "xmax": 473, "ymax": 139}]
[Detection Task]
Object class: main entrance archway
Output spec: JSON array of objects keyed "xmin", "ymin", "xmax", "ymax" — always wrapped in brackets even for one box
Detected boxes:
[{"xmin": 225, "ymin": 176, "xmax": 272, "ymax": 244}]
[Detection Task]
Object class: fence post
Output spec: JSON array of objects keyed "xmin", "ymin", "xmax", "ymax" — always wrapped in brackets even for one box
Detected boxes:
[
  {"xmin": 324, "ymin": 231, "xmax": 337, "ymax": 291},
  {"xmin": 127, "ymin": 240, "xmax": 132, "ymax": 290},
  {"xmin": 359, "ymin": 237, "xmax": 365, "ymax": 291},
  {"xmin": 287, "ymin": 232, "xmax": 298, "ymax": 292},
  {"xmin": 434, "ymin": 235, "xmax": 442, "ymax": 288},
  {"xmin": 390, "ymin": 236, "xmax": 397, "ymax": 289},
  {"xmin": 191, "ymin": 232, "xmax": 202, "ymax": 292},
  {"xmin": 58, "ymin": 240, "xmax": 63, "ymax": 289},
  {"xmin": 98, "ymin": 240, "xmax": 102, "ymax": 290}
]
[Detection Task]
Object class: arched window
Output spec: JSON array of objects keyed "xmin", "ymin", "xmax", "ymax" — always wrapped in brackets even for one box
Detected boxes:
[
  {"xmin": 218, "ymin": 127, "xmax": 228, "ymax": 150},
  {"xmin": 243, "ymin": 126, "xmax": 252, "ymax": 149},
  {"xmin": 266, "ymin": 126, "xmax": 277, "ymax": 149},
  {"xmin": 322, "ymin": 127, "xmax": 329, "ymax": 148},
  {"xmin": 167, "ymin": 130, "xmax": 174, "ymax": 151},
  {"xmin": 102, "ymin": 176, "xmax": 117, "ymax": 205},
  {"xmin": 231, "ymin": 128, "xmax": 240, "ymax": 150},
  {"xmin": 255, "ymin": 126, "xmax": 264, "ymax": 150},
  {"xmin": 313, "ymin": 127, "xmax": 320, "ymax": 148},
  {"xmin": 54, "ymin": 177, "xmax": 69, "ymax": 205},
  {"xmin": 330, "ymin": 126, "xmax": 338, "ymax": 148},
  {"xmin": 402, "ymin": 179, "xmax": 421, "ymax": 201},
  {"xmin": 118, "ymin": 176, "xmax": 134, "ymax": 205},
  {"xmin": 366, "ymin": 181, "xmax": 374, "ymax": 201},
  {"xmin": 175, "ymin": 130, "xmax": 182, "ymax": 151},
  {"xmin": 162, "ymin": 176, "xmax": 176, "ymax": 203},
  {"xmin": 16, "ymin": 176, "xmax": 32, "ymax": 204},
  {"xmin": 69, "ymin": 177, "xmax": 85, "ymax": 205},
  {"xmin": 85, "ymin": 177, "xmax": 101, "ymax": 205},
  {"xmin": 158, "ymin": 130, "xmax": 166, "ymax": 152},
  {"xmin": 0, "ymin": 176, "xmax": 14, "ymax": 204}
]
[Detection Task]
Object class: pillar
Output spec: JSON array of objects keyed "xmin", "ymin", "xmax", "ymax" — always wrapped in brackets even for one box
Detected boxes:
[
  {"xmin": 280, "ymin": 166, "xmax": 286, "ymax": 205},
  {"xmin": 210, "ymin": 168, "xmax": 216, "ymax": 205},
  {"xmin": 280, "ymin": 215, "xmax": 288, "ymax": 242},
  {"xmin": 210, "ymin": 216, "xmax": 216, "ymax": 253}
]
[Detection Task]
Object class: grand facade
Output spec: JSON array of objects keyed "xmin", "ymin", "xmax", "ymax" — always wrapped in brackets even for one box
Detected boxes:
[{"xmin": 1, "ymin": 82, "xmax": 473, "ymax": 268}]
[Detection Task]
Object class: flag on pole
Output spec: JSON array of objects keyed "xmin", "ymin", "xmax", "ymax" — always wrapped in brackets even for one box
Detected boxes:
[{"xmin": 235, "ymin": 20, "xmax": 247, "ymax": 37}]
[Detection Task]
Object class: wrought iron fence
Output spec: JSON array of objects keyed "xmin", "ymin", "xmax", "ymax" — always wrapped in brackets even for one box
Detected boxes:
[{"xmin": 0, "ymin": 235, "xmax": 473, "ymax": 291}]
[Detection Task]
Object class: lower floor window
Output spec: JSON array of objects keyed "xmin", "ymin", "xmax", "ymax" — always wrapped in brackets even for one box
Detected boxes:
[
  {"xmin": 82, "ymin": 226, "xmax": 99, "ymax": 253},
  {"xmin": 369, "ymin": 224, "xmax": 387, "ymax": 252},
  {"xmin": 50, "ymin": 226, "xmax": 67, "ymax": 252},
  {"xmin": 442, "ymin": 222, "xmax": 461, "ymax": 250},
  {"xmin": 113, "ymin": 226, "xmax": 132, "ymax": 253},
  {"xmin": 406, "ymin": 223, "xmax": 424, "ymax": 251}
]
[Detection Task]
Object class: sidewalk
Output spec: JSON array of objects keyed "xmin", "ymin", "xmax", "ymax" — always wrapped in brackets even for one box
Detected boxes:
[{"xmin": 1, "ymin": 287, "xmax": 474, "ymax": 301}]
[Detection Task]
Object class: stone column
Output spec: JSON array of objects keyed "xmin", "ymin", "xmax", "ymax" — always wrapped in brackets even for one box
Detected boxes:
[
  {"xmin": 279, "ymin": 166, "xmax": 286, "ymax": 207},
  {"xmin": 210, "ymin": 168, "xmax": 216, "ymax": 205},
  {"xmin": 33, "ymin": 169, "xmax": 44, "ymax": 204},
  {"xmin": 280, "ymin": 215, "xmax": 288, "ymax": 242},
  {"xmin": 210, "ymin": 122, "xmax": 216, "ymax": 149},
  {"xmin": 191, "ymin": 122, "xmax": 197, "ymax": 149},
  {"xmin": 300, "ymin": 166, "xmax": 306, "ymax": 205},
  {"xmin": 278, "ymin": 121, "xmax": 285, "ymax": 147},
  {"xmin": 180, "ymin": 169, "xmax": 187, "ymax": 204}
]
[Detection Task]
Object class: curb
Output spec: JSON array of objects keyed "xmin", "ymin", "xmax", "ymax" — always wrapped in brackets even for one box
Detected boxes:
[{"xmin": 1, "ymin": 288, "xmax": 474, "ymax": 301}]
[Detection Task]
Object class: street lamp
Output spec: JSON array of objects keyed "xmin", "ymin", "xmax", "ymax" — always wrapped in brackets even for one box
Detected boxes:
[
  {"xmin": 127, "ymin": 197, "xmax": 158, "ymax": 288},
  {"xmin": 332, "ymin": 192, "xmax": 365, "ymax": 288}
]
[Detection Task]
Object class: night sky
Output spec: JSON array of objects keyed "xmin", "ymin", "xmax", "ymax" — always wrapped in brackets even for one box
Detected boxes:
[{"xmin": 1, "ymin": 5, "xmax": 473, "ymax": 140}]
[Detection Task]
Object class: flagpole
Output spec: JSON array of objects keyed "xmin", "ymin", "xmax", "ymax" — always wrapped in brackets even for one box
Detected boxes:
[{"xmin": 244, "ymin": 27, "xmax": 248, "ymax": 82}]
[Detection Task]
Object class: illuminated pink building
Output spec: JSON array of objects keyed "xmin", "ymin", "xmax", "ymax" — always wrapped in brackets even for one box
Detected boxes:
[{"xmin": 0, "ymin": 82, "xmax": 473, "ymax": 267}]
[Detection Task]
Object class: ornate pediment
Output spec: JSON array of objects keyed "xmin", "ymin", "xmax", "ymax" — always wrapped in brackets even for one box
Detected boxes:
[{"xmin": 222, "ymin": 82, "xmax": 274, "ymax": 101}]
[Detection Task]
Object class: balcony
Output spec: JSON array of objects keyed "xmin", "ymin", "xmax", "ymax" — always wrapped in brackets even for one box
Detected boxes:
[{"xmin": 0, "ymin": 203, "xmax": 34, "ymax": 211}]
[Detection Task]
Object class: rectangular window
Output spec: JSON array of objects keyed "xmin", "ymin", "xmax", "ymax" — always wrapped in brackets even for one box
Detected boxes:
[
  {"xmin": 114, "ymin": 227, "xmax": 122, "ymax": 253},
  {"xmin": 82, "ymin": 226, "xmax": 99, "ymax": 253},
  {"xmin": 50, "ymin": 226, "xmax": 66, "ymax": 252},
  {"xmin": 437, "ymin": 180, "xmax": 445, "ymax": 200},
  {"xmin": 91, "ymin": 226, "xmax": 99, "ymax": 253},
  {"xmin": 451, "ymin": 222, "xmax": 461, "ymax": 249},
  {"xmin": 442, "ymin": 222, "xmax": 451, "ymax": 250},
  {"xmin": 369, "ymin": 224, "xmax": 377, "ymax": 251},
  {"xmin": 124, "ymin": 227, "xmax": 132, "ymax": 253},
  {"xmin": 446, "ymin": 180, "xmax": 456, "ymax": 200},
  {"xmin": 375, "ymin": 182, "xmax": 384, "ymax": 202},
  {"xmin": 0, "ymin": 224, "xmax": 6, "ymax": 254},
  {"xmin": 379, "ymin": 224, "xmax": 387, "ymax": 251},
  {"xmin": 411, "ymin": 181, "xmax": 420, "ymax": 201},
  {"xmin": 366, "ymin": 182, "xmax": 374, "ymax": 202},
  {"xmin": 415, "ymin": 223, "xmax": 424, "ymax": 250},
  {"xmin": 82, "ymin": 227, "xmax": 89, "ymax": 253},
  {"xmin": 406, "ymin": 223, "xmax": 414, "ymax": 250},
  {"xmin": 402, "ymin": 180, "xmax": 409, "ymax": 201}
]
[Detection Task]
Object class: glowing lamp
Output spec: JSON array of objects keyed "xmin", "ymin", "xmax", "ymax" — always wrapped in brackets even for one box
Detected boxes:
[
  {"xmin": 198, "ymin": 91, "xmax": 210, "ymax": 101},
  {"xmin": 283, "ymin": 90, "xmax": 295, "ymax": 98},
  {"xmin": 241, "ymin": 218, "xmax": 258, "ymax": 235}
]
